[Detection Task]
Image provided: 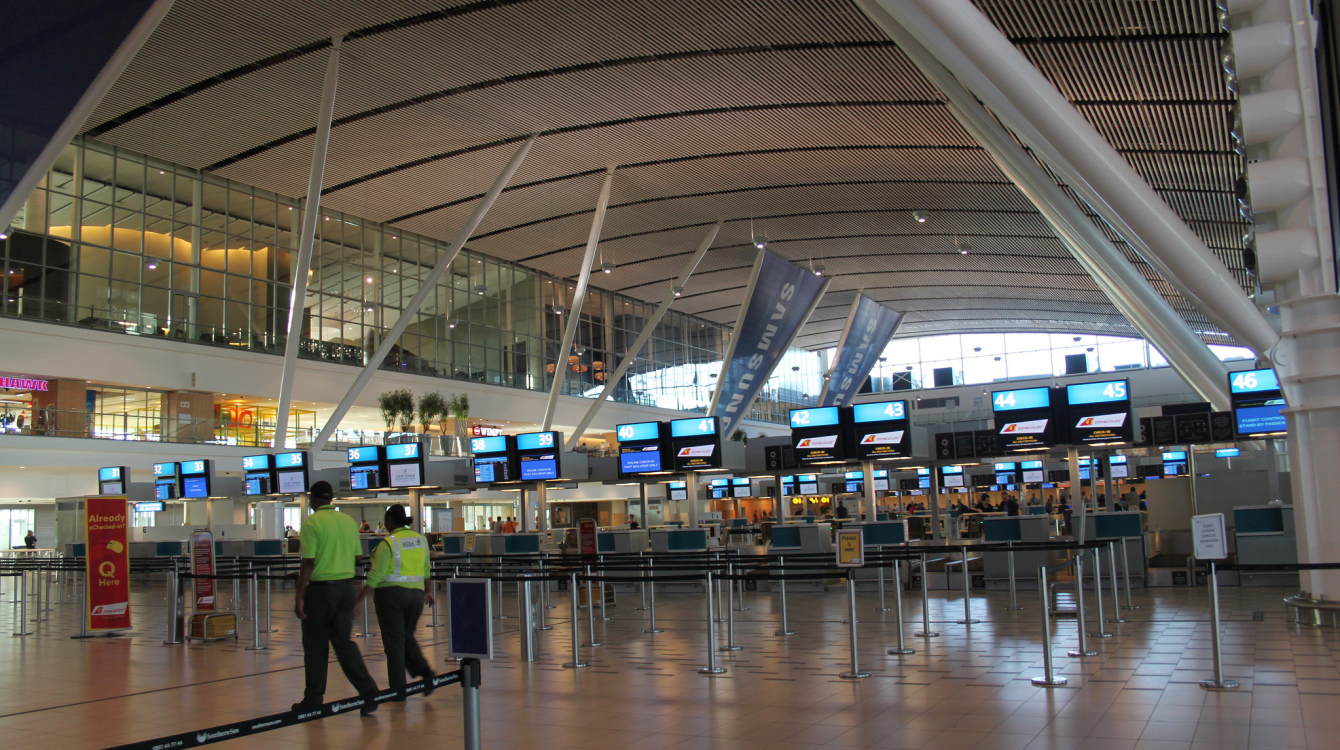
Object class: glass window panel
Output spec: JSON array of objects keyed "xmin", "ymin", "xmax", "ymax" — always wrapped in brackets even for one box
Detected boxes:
[
  {"xmin": 200, "ymin": 230, "xmax": 225, "ymax": 269},
  {"xmin": 199, "ymin": 270, "xmax": 224, "ymax": 297},
  {"xmin": 110, "ymin": 251, "xmax": 141, "ymax": 283},
  {"xmin": 82, "ymin": 201, "xmax": 112, "ymax": 237}
]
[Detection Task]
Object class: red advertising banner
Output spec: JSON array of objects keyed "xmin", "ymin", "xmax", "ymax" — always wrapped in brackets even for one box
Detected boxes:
[
  {"xmin": 578, "ymin": 518, "xmax": 597, "ymax": 557},
  {"xmin": 84, "ymin": 496, "xmax": 131, "ymax": 632},
  {"xmin": 191, "ymin": 530, "xmax": 216, "ymax": 611}
]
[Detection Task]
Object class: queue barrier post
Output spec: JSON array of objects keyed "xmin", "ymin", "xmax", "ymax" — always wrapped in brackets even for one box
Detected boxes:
[
  {"xmin": 774, "ymin": 556, "xmax": 795, "ymax": 636},
  {"xmin": 583, "ymin": 567, "xmax": 601, "ymax": 647},
  {"xmin": 537, "ymin": 573, "xmax": 550, "ymax": 631},
  {"xmin": 461, "ymin": 657, "xmax": 483, "ymax": 750},
  {"xmin": 957, "ymin": 546, "xmax": 978, "ymax": 625},
  {"xmin": 1106, "ymin": 541, "xmax": 1129, "ymax": 624},
  {"xmin": 887, "ymin": 555, "xmax": 915, "ymax": 655},
  {"xmin": 598, "ymin": 555, "xmax": 610, "ymax": 621},
  {"xmin": 164, "ymin": 569, "xmax": 184, "ymax": 645},
  {"xmin": 720, "ymin": 563, "xmax": 740, "ymax": 652},
  {"xmin": 875, "ymin": 545, "xmax": 890, "ymax": 611},
  {"xmin": 645, "ymin": 559, "xmax": 664, "ymax": 634},
  {"xmin": 264, "ymin": 566, "xmax": 277, "ymax": 633},
  {"xmin": 562, "ymin": 572, "xmax": 588, "ymax": 669},
  {"xmin": 1120, "ymin": 537, "xmax": 1139, "ymax": 610},
  {"xmin": 698, "ymin": 570, "xmax": 726, "ymax": 675},
  {"xmin": 839, "ymin": 570, "xmax": 870, "ymax": 679},
  {"xmin": 519, "ymin": 576, "xmax": 539, "ymax": 662},
  {"xmin": 43, "ymin": 557, "xmax": 53, "ymax": 617},
  {"xmin": 915, "ymin": 553, "xmax": 939, "ymax": 638},
  {"xmin": 496, "ymin": 578, "xmax": 507, "ymax": 619},
  {"xmin": 637, "ymin": 552, "xmax": 649, "ymax": 611},
  {"xmin": 1088, "ymin": 548, "xmax": 1112, "ymax": 638},
  {"xmin": 1200, "ymin": 561, "xmax": 1240, "ymax": 691},
  {"xmin": 246, "ymin": 572, "xmax": 267, "ymax": 651},
  {"xmin": 428, "ymin": 575, "xmax": 445, "ymax": 628},
  {"xmin": 1068, "ymin": 553, "xmax": 1098, "ymax": 657},
  {"xmin": 1031, "ymin": 565, "xmax": 1068, "ymax": 686},
  {"xmin": 1006, "ymin": 541, "xmax": 1024, "ymax": 611},
  {"xmin": 13, "ymin": 571, "xmax": 31, "ymax": 636},
  {"xmin": 32, "ymin": 561, "xmax": 42, "ymax": 622}
]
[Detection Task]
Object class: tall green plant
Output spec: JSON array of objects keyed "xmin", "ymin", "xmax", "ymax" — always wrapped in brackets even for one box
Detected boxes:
[
  {"xmin": 392, "ymin": 389, "xmax": 416, "ymax": 432},
  {"xmin": 418, "ymin": 392, "xmax": 447, "ymax": 434},
  {"xmin": 450, "ymin": 393, "xmax": 470, "ymax": 420},
  {"xmin": 377, "ymin": 391, "xmax": 400, "ymax": 431}
]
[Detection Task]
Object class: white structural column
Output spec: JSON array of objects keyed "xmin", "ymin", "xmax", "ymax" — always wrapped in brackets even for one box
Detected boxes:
[
  {"xmin": 542, "ymin": 169, "xmax": 615, "ymax": 431},
  {"xmin": 861, "ymin": 460, "xmax": 877, "ymax": 521},
  {"xmin": 275, "ymin": 36, "xmax": 344, "ymax": 447},
  {"xmin": 854, "ymin": 0, "xmax": 1233, "ymax": 409},
  {"xmin": 565, "ymin": 221, "xmax": 722, "ymax": 449},
  {"xmin": 869, "ymin": 0, "xmax": 1279, "ymax": 357},
  {"xmin": 308, "ymin": 136, "xmax": 537, "ymax": 453},
  {"xmin": 0, "ymin": 0, "xmax": 176, "ymax": 234}
]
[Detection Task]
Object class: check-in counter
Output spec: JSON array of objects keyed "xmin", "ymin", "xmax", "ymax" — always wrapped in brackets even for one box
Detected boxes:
[
  {"xmin": 1234, "ymin": 505, "xmax": 1296, "ymax": 584},
  {"xmin": 768, "ymin": 522, "xmax": 832, "ymax": 555},
  {"xmin": 486, "ymin": 533, "xmax": 544, "ymax": 555},
  {"xmin": 649, "ymin": 527, "xmax": 709, "ymax": 553},
  {"xmin": 981, "ymin": 515, "xmax": 1053, "ymax": 584},
  {"xmin": 1079, "ymin": 511, "xmax": 1147, "ymax": 584},
  {"xmin": 129, "ymin": 541, "xmax": 187, "ymax": 558},
  {"xmin": 439, "ymin": 532, "xmax": 489, "ymax": 555},
  {"xmin": 845, "ymin": 520, "xmax": 908, "ymax": 580},
  {"xmin": 598, "ymin": 529, "xmax": 648, "ymax": 554}
]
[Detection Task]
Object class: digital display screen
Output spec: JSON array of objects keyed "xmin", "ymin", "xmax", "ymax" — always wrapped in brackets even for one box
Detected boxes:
[
  {"xmin": 916, "ymin": 468, "xmax": 930, "ymax": 475},
  {"xmin": 1161, "ymin": 451, "xmax": 1187, "ymax": 461},
  {"xmin": 732, "ymin": 477, "xmax": 751, "ymax": 486},
  {"xmin": 1163, "ymin": 460, "xmax": 1187, "ymax": 476},
  {"xmin": 993, "ymin": 462, "xmax": 1016, "ymax": 471},
  {"xmin": 1235, "ymin": 401, "xmax": 1287, "ymax": 436},
  {"xmin": 1230, "ymin": 368, "xmax": 1280, "ymax": 394},
  {"xmin": 180, "ymin": 460, "xmax": 208, "ymax": 475},
  {"xmin": 852, "ymin": 400, "xmax": 907, "ymax": 423},
  {"xmin": 1216, "ymin": 448, "xmax": 1241, "ymax": 458},
  {"xmin": 520, "ymin": 455, "xmax": 559, "ymax": 481},
  {"xmin": 620, "ymin": 446, "xmax": 662, "ymax": 473},
  {"xmin": 799, "ymin": 483, "xmax": 819, "ymax": 495},
  {"xmin": 242, "ymin": 455, "xmax": 271, "ymax": 471},
  {"xmin": 470, "ymin": 436, "xmax": 508, "ymax": 454},
  {"xmin": 473, "ymin": 455, "xmax": 510, "ymax": 484},
  {"xmin": 99, "ymin": 482, "xmax": 123, "ymax": 494},
  {"xmin": 918, "ymin": 477, "xmax": 930, "ymax": 489},
  {"xmin": 710, "ymin": 478, "xmax": 729, "ymax": 487},
  {"xmin": 1067, "ymin": 380, "xmax": 1129, "ymax": 405},
  {"xmin": 275, "ymin": 451, "xmax": 306, "ymax": 468},
  {"xmin": 1079, "ymin": 467, "xmax": 1091, "ymax": 481},
  {"xmin": 244, "ymin": 476, "xmax": 268, "ymax": 496},
  {"xmin": 152, "ymin": 462, "xmax": 176, "ymax": 477},
  {"xmin": 943, "ymin": 474, "xmax": 964, "ymax": 488},
  {"xmin": 1021, "ymin": 460, "xmax": 1043, "ymax": 469},
  {"xmin": 616, "ymin": 422, "xmax": 661, "ymax": 442},
  {"xmin": 846, "ymin": 481, "xmax": 860, "ymax": 493},
  {"xmin": 874, "ymin": 478, "xmax": 888, "ymax": 491},
  {"xmin": 154, "ymin": 480, "xmax": 175, "ymax": 500},
  {"xmin": 670, "ymin": 416, "xmax": 718, "ymax": 437},
  {"xmin": 516, "ymin": 431, "xmax": 558, "ymax": 451},
  {"xmin": 789, "ymin": 407, "xmax": 840, "ymax": 428},
  {"xmin": 386, "ymin": 443, "xmax": 420, "ymax": 460},
  {"xmin": 1022, "ymin": 469, "xmax": 1044, "ymax": 483},
  {"xmin": 350, "ymin": 465, "xmax": 381, "ymax": 490},
  {"xmin": 940, "ymin": 465, "xmax": 963, "ymax": 475},
  {"xmin": 732, "ymin": 484, "xmax": 751, "ymax": 498},
  {"xmin": 98, "ymin": 466, "xmax": 123, "ymax": 481},
  {"xmin": 389, "ymin": 462, "xmax": 422, "ymax": 487},
  {"xmin": 710, "ymin": 489, "xmax": 727, "ymax": 499},
  {"xmin": 276, "ymin": 470, "xmax": 306, "ymax": 494},
  {"xmin": 991, "ymin": 387, "xmax": 1050, "ymax": 412},
  {"xmin": 1109, "ymin": 455, "xmax": 1127, "ymax": 465},
  {"xmin": 669, "ymin": 486, "xmax": 688, "ymax": 501},
  {"xmin": 348, "ymin": 446, "xmax": 382, "ymax": 463},
  {"xmin": 182, "ymin": 476, "xmax": 209, "ymax": 498},
  {"xmin": 134, "ymin": 501, "xmax": 165, "ymax": 513},
  {"xmin": 1110, "ymin": 464, "xmax": 1129, "ymax": 478},
  {"xmin": 996, "ymin": 472, "xmax": 1015, "ymax": 485}
]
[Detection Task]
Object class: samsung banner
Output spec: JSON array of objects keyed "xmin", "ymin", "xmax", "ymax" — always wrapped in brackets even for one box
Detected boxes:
[
  {"xmin": 818, "ymin": 295, "xmax": 902, "ymax": 407},
  {"xmin": 709, "ymin": 249, "xmax": 830, "ymax": 438}
]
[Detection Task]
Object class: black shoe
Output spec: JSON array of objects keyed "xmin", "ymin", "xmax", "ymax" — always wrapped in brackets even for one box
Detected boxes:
[
  {"xmin": 360, "ymin": 695, "xmax": 378, "ymax": 716},
  {"xmin": 421, "ymin": 672, "xmax": 438, "ymax": 697},
  {"xmin": 291, "ymin": 699, "xmax": 322, "ymax": 713}
]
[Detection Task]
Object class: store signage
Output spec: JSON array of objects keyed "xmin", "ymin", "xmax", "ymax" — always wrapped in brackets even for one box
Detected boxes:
[
  {"xmin": 471, "ymin": 425, "xmax": 504, "ymax": 437},
  {"xmin": 578, "ymin": 518, "xmax": 597, "ymax": 557},
  {"xmin": 85, "ymin": 496, "xmax": 132, "ymax": 632},
  {"xmin": 819, "ymin": 295, "xmax": 903, "ymax": 407},
  {"xmin": 710, "ymin": 249, "xmax": 830, "ymax": 438},
  {"xmin": 0, "ymin": 375, "xmax": 48, "ymax": 391},
  {"xmin": 192, "ymin": 529, "xmax": 216, "ymax": 611}
]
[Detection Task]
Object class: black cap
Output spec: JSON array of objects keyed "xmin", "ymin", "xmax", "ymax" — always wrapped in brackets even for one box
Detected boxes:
[
  {"xmin": 384, "ymin": 504, "xmax": 410, "ymax": 526},
  {"xmin": 309, "ymin": 480, "xmax": 334, "ymax": 501}
]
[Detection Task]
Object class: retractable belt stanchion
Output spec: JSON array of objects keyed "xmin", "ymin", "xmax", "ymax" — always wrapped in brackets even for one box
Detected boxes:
[
  {"xmin": 164, "ymin": 569, "xmax": 183, "ymax": 645},
  {"xmin": 43, "ymin": 558, "xmax": 53, "ymax": 618},
  {"xmin": 698, "ymin": 571, "xmax": 726, "ymax": 675},
  {"xmin": 1089, "ymin": 548, "xmax": 1112, "ymax": 638},
  {"xmin": 637, "ymin": 552, "xmax": 648, "ymax": 611},
  {"xmin": 957, "ymin": 546, "xmax": 978, "ymax": 625},
  {"xmin": 1068, "ymin": 554, "xmax": 1097, "ymax": 657},
  {"xmin": 428, "ymin": 574, "xmax": 444, "ymax": 628},
  {"xmin": 1006, "ymin": 540, "xmax": 1023, "ymax": 611},
  {"xmin": 519, "ymin": 576, "xmax": 538, "ymax": 662},
  {"xmin": 915, "ymin": 553, "xmax": 938, "ymax": 637},
  {"xmin": 246, "ymin": 571, "xmax": 267, "ymax": 651},
  {"xmin": 1120, "ymin": 537, "xmax": 1138, "ymax": 610},
  {"xmin": 496, "ymin": 578, "xmax": 507, "ymax": 619},
  {"xmin": 774, "ymin": 556, "xmax": 795, "ymax": 636},
  {"xmin": 1200, "ymin": 561, "xmax": 1239, "ymax": 690},
  {"xmin": 1106, "ymin": 541, "xmax": 1129, "ymax": 623},
  {"xmin": 32, "ymin": 562, "xmax": 43, "ymax": 623},
  {"xmin": 264, "ymin": 565, "xmax": 277, "ymax": 633},
  {"xmin": 645, "ymin": 558, "xmax": 664, "ymax": 634},
  {"xmin": 461, "ymin": 658, "xmax": 483, "ymax": 750},
  {"xmin": 598, "ymin": 555, "xmax": 609, "ymax": 621},
  {"xmin": 840, "ymin": 570, "xmax": 870, "ymax": 679},
  {"xmin": 562, "ymin": 572, "xmax": 588, "ymax": 669},
  {"xmin": 583, "ymin": 566, "xmax": 601, "ymax": 647},
  {"xmin": 875, "ymin": 545, "xmax": 890, "ymax": 611},
  {"xmin": 887, "ymin": 555, "xmax": 914, "ymax": 655},
  {"xmin": 1031, "ymin": 565, "xmax": 1067, "ymax": 686},
  {"xmin": 13, "ymin": 572, "xmax": 31, "ymax": 636},
  {"xmin": 720, "ymin": 563, "xmax": 740, "ymax": 652}
]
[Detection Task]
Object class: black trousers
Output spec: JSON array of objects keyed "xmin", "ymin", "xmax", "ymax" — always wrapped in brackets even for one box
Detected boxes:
[
  {"xmin": 300, "ymin": 581, "xmax": 378, "ymax": 701},
  {"xmin": 373, "ymin": 586, "xmax": 432, "ymax": 694}
]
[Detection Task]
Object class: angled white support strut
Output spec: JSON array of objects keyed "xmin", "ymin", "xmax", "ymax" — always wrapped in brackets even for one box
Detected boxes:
[{"xmin": 308, "ymin": 136, "xmax": 537, "ymax": 454}]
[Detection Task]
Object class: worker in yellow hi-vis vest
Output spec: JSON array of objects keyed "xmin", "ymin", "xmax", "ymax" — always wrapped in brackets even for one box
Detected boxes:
[{"xmin": 358, "ymin": 504, "xmax": 437, "ymax": 699}]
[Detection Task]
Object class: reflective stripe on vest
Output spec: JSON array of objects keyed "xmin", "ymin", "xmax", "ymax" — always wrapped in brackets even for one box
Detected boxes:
[{"xmin": 384, "ymin": 530, "xmax": 427, "ymax": 583}]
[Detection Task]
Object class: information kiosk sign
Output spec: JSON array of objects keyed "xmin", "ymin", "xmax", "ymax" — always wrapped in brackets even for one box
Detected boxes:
[
  {"xmin": 670, "ymin": 416, "xmax": 722, "ymax": 470},
  {"xmin": 274, "ymin": 451, "xmax": 310, "ymax": 493},
  {"xmin": 578, "ymin": 518, "xmax": 598, "ymax": 557},
  {"xmin": 242, "ymin": 454, "xmax": 273, "ymax": 496},
  {"xmin": 516, "ymin": 431, "xmax": 563, "ymax": 481},
  {"xmin": 1229, "ymin": 368, "xmax": 1288, "ymax": 438},
  {"xmin": 1192, "ymin": 513, "xmax": 1228, "ymax": 560},
  {"xmin": 447, "ymin": 579, "xmax": 493, "ymax": 660},
  {"xmin": 790, "ymin": 406, "xmax": 849, "ymax": 463},
  {"xmin": 152, "ymin": 462, "xmax": 178, "ymax": 500},
  {"xmin": 850, "ymin": 400, "xmax": 911, "ymax": 458},
  {"xmin": 617, "ymin": 421, "xmax": 671, "ymax": 476},
  {"xmin": 386, "ymin": 443, "xmax": 425, "ymax": 487},
  {"xmin": 470, "ymin": 435, "xmax": 515, "ymax": 484},
  {"xmin": 1066, "ymin": 379, "xmax": 1133, "ymax": 445},
  {"xmin": 84, "ymin": 496, "xmax": 131, "ymax": 632},
  {"xmin": 98, "ymin": 466, "xmax": 128, "ymax": 495},
  {"xmin": 348, "ymin": 445, "xmax": 387, "ymax": 490},
  {"xmin": 992, "ymin": 386, "xmax": 1056, "ymax": 450}
]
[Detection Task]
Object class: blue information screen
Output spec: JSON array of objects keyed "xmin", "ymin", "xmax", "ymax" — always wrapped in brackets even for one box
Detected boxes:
[
  {"xmin": 516, "ymin": 431, "xmax": 558, "ymax": 451},
  {"xmin": 98, "ymin": 466, "xmax": 123, "ymax": 481},
  {"xmin": 1021, "ymin": 460, "xmax": 1043, "ymax": 469},
  {"xmin": 473, "ymin": 455, "xmax": 510, "ymax": 483},
  {"xmin": 180, "ymin": 460, "xmax": 207, "ymax": 475},
  {"xmin": 275, "ymin": 451, "xmax": 306, "ymax": 467},
  {"xmin": 991, "ymin": 387, "xmax": 1051, "ymax": 412},
  {"xmin": 620, "ymin": 446, "xmax": 662, "ymax": 473},
  {"xmin": 1230, "ymin": 369, "xmax": 1280, "ymax": 394},
  {"xmin": 152, "ymin": 462, "xmax": 176, "ymax": 477},
  {"xmin": 852, "ymin": 400, "xmax": 907, "ymax": 423},
  {"xmin": 940, "ymin": 465, "xmax": 963, "ymax": 475},
  {"xmin": 348, "ymin": 446, "xmax": 382, "ymax": 463},
  {"xmin": 1108, "ymin": 455, "xmax": 1127, "ymax": 465},
  {"xmin": 386, "ymin": 443, "xmax": 420, "ymax": 460},
  {"xmin": 789, "ymin": 407, "xmax": 840, "ymax": 428},
  {"xmin": 182, "ymin": 476, "xmax": 209, "ymax": 498},
  {"xmin": 1067, "ymin": 380, "xmax": 1129, "ymax": 405},
  {"xmin": 519, "ymin": 456, "xmax": 558, "ymax": 481},
  {"xmin": 732, "ymin": 477, "xmax": 750, "ymax": 486},
  {"xmin": 916, "ymin": 467, "xmax": 930, "ymax": 476},
  {"xmin": 1216, "ymin": 448, "xmax": 1241, "ymax": 458},
  {"xmin": 993, "ymin": 462, "xmax": 1016, "ymax": 471},
  {"xmin": 470, "ymin": 436, "xmax": 508, "ymax": 454},
  {"xmin": 242, "ymin": 455, "xmax": 270, "ymax": 471},
  {"xmin": 670, "ymin": 416, "xmax": 718, "ymax": 437},
  {"xmin": 350, "ymin": 465, "xmax": 380, "ymax": 490},
  {"xmin": 616, "ymin": 422, "xmax": 660, "ymax": 442},
  {"xmin": 1161, "ymin": 451, "xmax": 1187, "ymax": 461},
  {"xmin": 1236, "ymin": 402, "xmax": 1287, "ymax": 435},
  {"xmin": 154, "ymin": 481, "xmax": 173, "ymax": 500},
  {"xmin": 710, "ymin": 478, "xmax": 729, "ymax": 487}
]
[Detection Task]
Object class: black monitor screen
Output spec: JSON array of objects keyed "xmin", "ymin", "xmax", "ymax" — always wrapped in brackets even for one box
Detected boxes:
[
  {"xmin": 473, "ymin": 455, "xmax": 511, "ymax": 484},
  {"xmin": 520, "ymin": 455, "xmax": 559, "ymax": 481},
  {"xmin": 244, "ymin": 473, "xmax": 270, "ymax": 496},
  {"xmin": 620, "ymin": 446, "xmax": 662, "ymax": 473},
  {"xmin": 182, "ymin": 476, "xmax": 209, "ymax": 499},
  {"xmin": 350, "ymin": 465, "xmax": 381, "ymax": 490}
]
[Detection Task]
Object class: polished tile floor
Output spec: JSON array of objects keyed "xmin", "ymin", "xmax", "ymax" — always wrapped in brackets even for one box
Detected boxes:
[{"xmin": 0, "ymin": 573, "xmax": 1336, "ymax": 750}]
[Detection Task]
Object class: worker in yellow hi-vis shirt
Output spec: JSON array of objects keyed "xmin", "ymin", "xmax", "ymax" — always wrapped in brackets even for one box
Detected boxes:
[{"xmin": 358, "ymin": 504, "xmax": 437, "ymax": 700}]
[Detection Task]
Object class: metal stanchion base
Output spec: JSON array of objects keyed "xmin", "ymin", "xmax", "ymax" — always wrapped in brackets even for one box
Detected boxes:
[
  {"xmin": 840, "ymin": 619, "xmax": 862, "ymax": 624},
  {"xmin": 540, "ymin": 625, "xmax": 554, "ymax": 631},
  {"xmin": 1067, "ymin": 649, "xmax": 1099, "ymax": 657},
  {"xmin": 1087, "ymin": 632, "xmax": 1114, "ymax": 638},
  {"xmin": 956, "ymin": 619, "xmax": 980, "ymax": 625},
  {"xmin": 1122, "ymin": 605, "xmax": 1141, "ymax": 610},
  {"xmin": 697, "ymin": 666, "xmax": 726, "ymax": 675},
  {"xmin": 774, "ymin": 629, "xmax": 796, "ymax": 636},
  {"xmin": 915, "ymin": 631, "xmax": 939, "ymax": 637},
  {"xmin": 1006, "ymin": 606, "xmax": 1026, "ymax": 611},
  {"xmin": 1200, "ymin": 679, "xmax": 1240, "ymax": 691},
  {"xmin": 427, "ymin": 622, "xmax": 447, "ymax": 628},
  {"xmin": 872, "ymin": 607, "xmax": 891, "ymax": 612},
  {"xmin": 562, "ymin": 662, "xmax": 589, "ymax": 669},
  {"xmin": 718, "ymin": 645, "xmax": 742, "ymax": 652},
  {"xmin": 887, "ymin": 648, "xmax": 915, "ymax": 655},
  {"xmin": 839, "ymin": 671, "xmax": 871, "ymax": 679},
  {"xmin": 1031, "ymin": 676, "xmax": 1069, "ymax": 686},
  {"xmin": 582, "ymin": 641, "xmax": 603, "ymax": 647},
  {"xmin": 645, "ymin": 627, "xmax": 665, "ymax": 634},
  {"xmin": 245, "ymin": 644, "xmax": 269, "ymax": 651},
  {"xmin": 1105, "ymin": 617, "xmax": 1130, "ymax": 624}
]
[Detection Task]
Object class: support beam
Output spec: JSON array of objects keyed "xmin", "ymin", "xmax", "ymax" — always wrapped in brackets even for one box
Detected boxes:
[
  {"xmin": 542, "ymin": 169, "xmax": 615, "ymax": 431},
  {"xmin": 308, "ymin": 136, "xmax": 537, "ymax": 454},
  {"xmin": 565, "ymin": 221, "xmax": 722, "ymax": 449},
  {"xmin": 854, "ymin": 0, "xmax": 1233, "ymax": 410},
  {"xmin": 861, "ymin": 460, "xmax": 877, "ymax": 521},
  {"xmin": 274, "ymin": 36, "xmax": 343, "ymax": 447},
  {"xmin": 866, "ymin": 0, "xmax": 1279, "ymax": 357}
]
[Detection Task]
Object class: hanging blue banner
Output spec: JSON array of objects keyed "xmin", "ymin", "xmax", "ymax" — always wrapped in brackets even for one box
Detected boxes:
[
  {"xmin": 819, "ymin": 295, "xmax": 903, "ymax": 407},
  {"xmin": 710, "ymin": 250, "xmax": 830, "ymax": 438}
]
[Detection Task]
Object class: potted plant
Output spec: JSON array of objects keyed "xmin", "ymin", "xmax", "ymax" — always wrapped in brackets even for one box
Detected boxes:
[
  {"xmin": 448, "ymin": 393, "xmax": 471, "ymax": 455},
  {"xmin": 394, "ymin": 389, "xmax": 416, "ymax": 441},
  {"xmin": 377, "ymin": 391, "xmax": 401, "ymax": 437},
  {"xmin": 418, "ymin": 392, "xmax": 447, "ymax": 454}
]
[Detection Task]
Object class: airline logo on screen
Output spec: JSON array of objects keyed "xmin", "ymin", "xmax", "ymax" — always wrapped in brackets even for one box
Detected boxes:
[
  {"xmin": 796, "ymin": 435, "xmax": 838, "ymax": 449},
  {"xmin": 860, "ymin": 430, "xmax": 904, "ymax": 445},
  {"xmin": 677, "ymin": 445, "xmax": 716, "ymax": 458},
  {"xmin": 1000, "ymin": 419, "xmax": 1048, "ymax": 435},
  {"xmin": 1076, "ymin": 413, "xmax": 1127, "ymax": 428}
]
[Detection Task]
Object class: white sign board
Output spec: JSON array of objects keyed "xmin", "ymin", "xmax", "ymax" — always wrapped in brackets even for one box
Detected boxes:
[{"xmin": 1191, "ymin": 513, "xmax": 1228, "ymax": 560}]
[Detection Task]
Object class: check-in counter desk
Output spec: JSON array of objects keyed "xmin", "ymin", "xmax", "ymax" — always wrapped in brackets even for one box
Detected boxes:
[
  {"xmin": 981, "ymin": 515, "xmax": 1054, "ymax": 584},
  {"xmin": 129, "ymin": 541, "xmax": 187, "ymax": 558},
  {"xmin": 214, "ymin": 539, "xmax": 288, "ymax": 558},
  {"xmin": 1234, "ymin": 505, "xmax": 1296, "ymax": 584},
  {"xmin": 767, "ymin": 522, "xmax": 832, "ymax": 556},
  {"xmin": 845, "ymin": 520, "xmax": 908, "ymax": 580},
  {"xmin": 440, "ymin": 532, "xmax": 487, "ymax": 555},
  {"xmin": 1079, "ymin": 511, "xmax": 1147, "ymax": 584},
  {"xmin": 486, "ymin": 533, "xmax": 544, "ymax": 555},
  {"xmin": 649, "ymin": 527, "xmax": 709, "ymax": 553},
  {"xmin": 597, "ymin": 529, "xmax": 648, "ymax": 554}
]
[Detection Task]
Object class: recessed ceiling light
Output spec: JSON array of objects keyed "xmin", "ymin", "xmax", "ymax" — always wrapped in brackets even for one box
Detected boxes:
[{"xmin": 913, "ymin": 210, "xmax": 930, "ymax": 223}]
